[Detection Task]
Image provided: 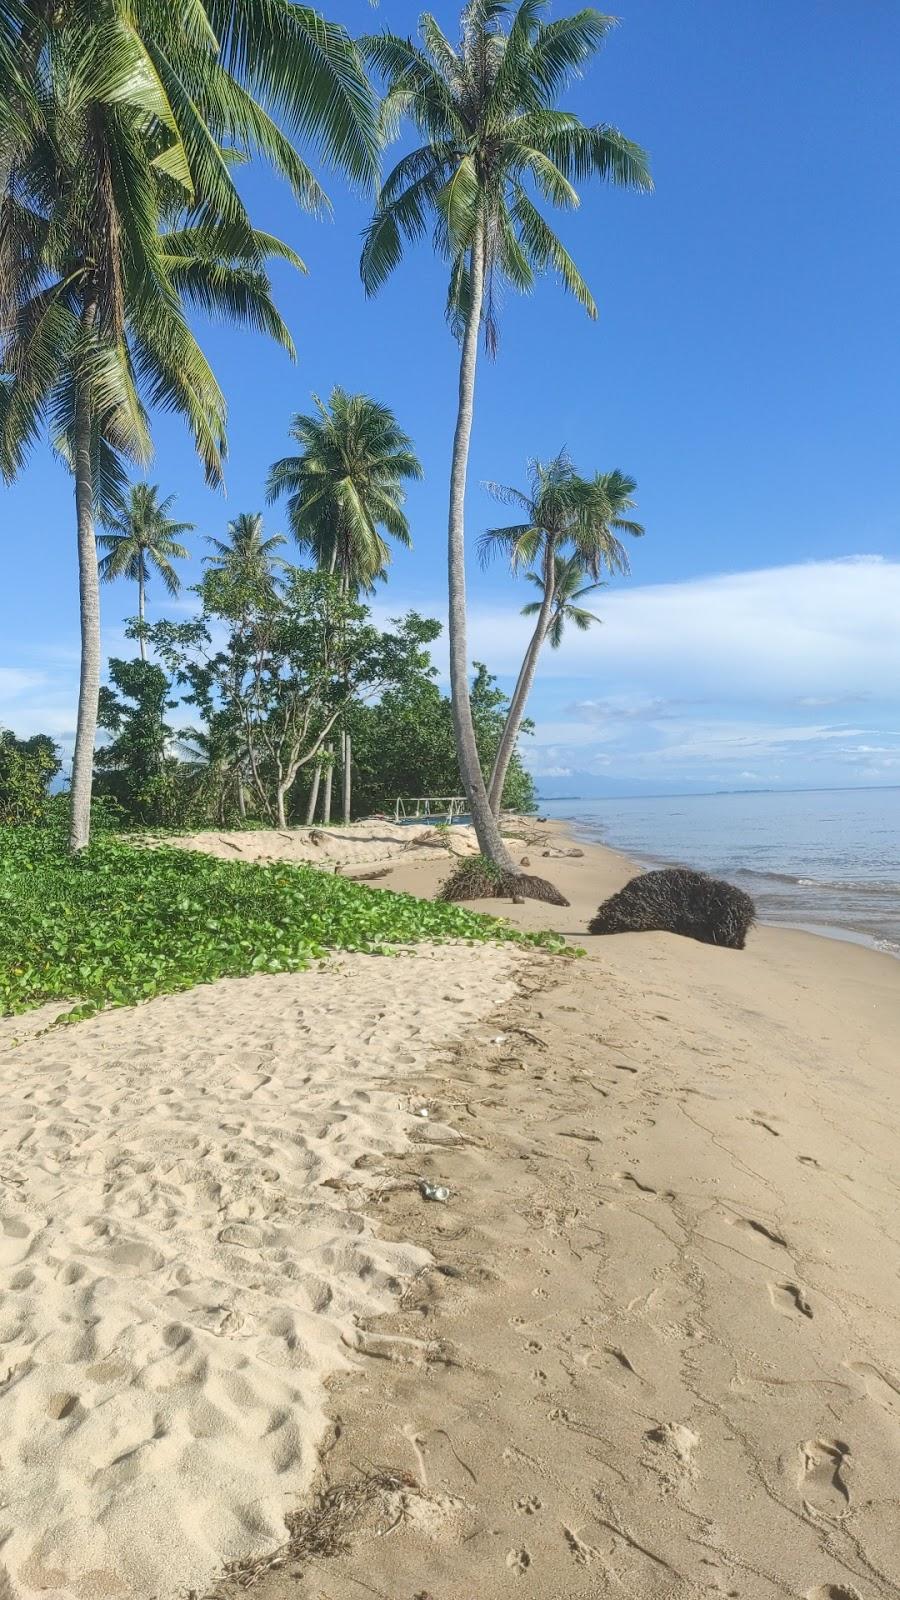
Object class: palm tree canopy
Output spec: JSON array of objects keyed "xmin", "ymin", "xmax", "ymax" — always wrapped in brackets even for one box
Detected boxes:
[
  {"xmin": 522, "ymin": 552, "xmax": 604, "ymax": 647},
  {"xmin": 98, "ymin": 482, "xmax": 192, "ymax": 595},
  {"xmin": 480, "ymin": 451, "xmax": 643, "ymax": 576},
  {"xmin": 0, "ymin": 0, "xmax": 378, "ymax": 495},
  {"xmin": 205, "ymin": 511, "xmax": 287, "ymax": 583},
  {"xmin": 266, "ymin": 386, "xmax": 422, "ymax": 590},
  {"xmin": 360, "ymin": 0, "xmax": 652, "ymax": 350}
]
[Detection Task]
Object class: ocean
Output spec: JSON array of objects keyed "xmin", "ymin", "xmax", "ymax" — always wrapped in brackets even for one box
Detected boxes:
[{"xmin": 537, "ymin": 787, "xmax": 900, "ymax": 958}]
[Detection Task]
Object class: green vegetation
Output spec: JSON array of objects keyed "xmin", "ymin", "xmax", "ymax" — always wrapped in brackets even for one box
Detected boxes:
[
  {"xmin": 1, "ymin": 0, "xmax": 378, "ymax": 852},
  {"xmin": 267, "ymin": 387, "xmax": 423, "ymax": 821},
  {"xmin": 350, "ymin": 660, "xmax": 536, "ymax": 820},
  {"xmin": 480, "ymin": 454, "xmax": 643, "ymax": 815},
  {"xmin": 98, "ymin": 486, "xmax": 193, "ymax": 662},
  {"xmin": 0, "ymin": 732, "xmax": 61, "ymax": 826},
  {"xmin": 0, "ymin": 827, "xmax": 562, "ymax": 1021}
]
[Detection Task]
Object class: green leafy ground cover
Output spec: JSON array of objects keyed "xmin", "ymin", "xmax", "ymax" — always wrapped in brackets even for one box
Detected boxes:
[{"xmin": 1, "ymin": 827, "xmax": 563, "ymax": 1021}]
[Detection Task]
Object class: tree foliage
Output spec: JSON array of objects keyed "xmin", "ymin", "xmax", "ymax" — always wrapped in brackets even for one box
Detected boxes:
[
  {"xmin": 0, "ymin": 728, "xmax": 61, "ymax": 824},
  {"xmin": 148, "ymin": 567, "xmax": 446, "ymax": 826},
  {"xmin": 351, "ymin": 657, "xmax": 536, "ymax": 817},
  {"xmin": 361, "ymin": 0, "xmax": 652, "ymax": 351},
  {"xmin": 267, "ymin": 387, "xmax": 422, "ymax": 590}
]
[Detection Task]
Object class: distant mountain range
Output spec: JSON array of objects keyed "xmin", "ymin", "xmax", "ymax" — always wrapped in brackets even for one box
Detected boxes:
[{"xmin": 530, "ymin": 770, "xmax": 718, "ymax": 800}]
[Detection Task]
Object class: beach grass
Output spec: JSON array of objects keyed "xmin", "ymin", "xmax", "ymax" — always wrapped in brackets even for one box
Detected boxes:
[{"xmin": 0, "ymin": 826, "xmax": 562, "ymax": 1021}]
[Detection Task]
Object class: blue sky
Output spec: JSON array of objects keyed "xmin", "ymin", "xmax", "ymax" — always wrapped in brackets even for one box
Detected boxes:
[{"xmin": 3, "ymin": 0, "xmax": 899, "ymax": 793}]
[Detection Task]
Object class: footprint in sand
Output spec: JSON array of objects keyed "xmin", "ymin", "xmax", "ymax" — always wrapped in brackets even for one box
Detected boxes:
[
  {"xmin": 728, "ymin": 1216, "xmax": 788, "ymax": 1249},
  {"xmin": 614, "ymin": 1171, "xmax": 657, "ymax": 1195},
  {"xmin": 846, "ymin": 1360, "xmax": 900, "ymax": 1420},
  {"xmin": 0, "ymin": 1215, "xmax": 37, "ymax": 1267},
  {"xmin": 506, "ymin": 1547, "xmax": 532, "ymax": 1575},
  {"xmin": 748, "ymin": 1115, "xmax": 781, "ymax": 1137},
  {"xmin": 562, "ymin": 1526, "xmax": 597, "ymax": 1566},
  {"xmin": 769, "ymin": 1281, "xmax": 813, "ymax": 1319},
  {"xmin": 798, "ymin": 1439, "xmax": 851, "ymax": 1517},
  {"xmin": 644, "ymin": 1421, "xmax": 700, "ymax": 1487}
]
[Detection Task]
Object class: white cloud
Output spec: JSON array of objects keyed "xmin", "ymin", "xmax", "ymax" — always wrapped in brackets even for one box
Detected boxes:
[
  {"xmin": 0, "ymin": 668, "xmax": 46, "ymax": 698},
  {"xmin": 454, "ymin": 556, "xmax": 900, "ymax": 704}
]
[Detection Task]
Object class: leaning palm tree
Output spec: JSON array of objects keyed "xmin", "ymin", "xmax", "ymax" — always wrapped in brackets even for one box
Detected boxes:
[
  {"xmin": 267, "ymin": 387, "xmax": 422, "ymax": 820},
  {"xmin": 361, "ymin": 0, "xmax": 650, "ymax": 887},
  {"xmin": 523, "ymin": 552, "xmax": 604, "ymax": 643},
  {"xmin": 98, "ymin": 484, "xmax": 192, "ymax": 660},
  {"xmin": 205, "ymin": 512, "xmax": 288, "ymax": 587},
  {"xmin": 1, "ymin": 2, "xmax": 378, "ymax": 851},
  {"xmin": 481, "ymin": 459, "xmax": 642, "ymax": 814}
]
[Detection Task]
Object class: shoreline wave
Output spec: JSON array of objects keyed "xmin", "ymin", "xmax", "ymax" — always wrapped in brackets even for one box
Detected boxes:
[{"xmin": 556, "ymin": 813, "xmax": 900, "ymax": 960}]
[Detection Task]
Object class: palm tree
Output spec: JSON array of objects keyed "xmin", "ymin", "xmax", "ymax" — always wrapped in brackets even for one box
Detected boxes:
[
  {"xmin": 481, "ymin": 458, "xmax": 642, "ymax": 813},
  {"xmin": 523, "ymin": 552, "xmax": 604, "ymax": 644},
  {"xmin": 267, "ymin": 387, "xmax": 422, "ymax": 820},
  {"xmin": 1, "ymin": 2, "xmax": 378, "ymax": 851},
  {"xmin": 205, "ymin": 512, "xmax": 288, "ymax": 587},
  {"xmin": 98, "ymin": 484, "xmax": 192, "ymax": 660},
  {"xmin": 268, "ymin": 387, "xmax": 422, "ymax": 591},
  {"xmin": 360, "ymin": 0, "xmax": 650, "ymax": 882}
]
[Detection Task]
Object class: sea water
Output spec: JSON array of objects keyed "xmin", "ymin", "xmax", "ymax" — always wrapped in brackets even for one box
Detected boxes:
[{"xmin": 538, "ymin": 787, "xmax": 900, "ymax": 958}]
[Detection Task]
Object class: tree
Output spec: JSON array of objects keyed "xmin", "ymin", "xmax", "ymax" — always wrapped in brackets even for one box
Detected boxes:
[
  {"xmin": 151, "ymin": 568, "xmax": 434, "ymax": 828},
  {"xmin": 98, "ymin": 484, "xmax": 192, "ymax": 660},
  {"xmin": 267, "ymin": 386, "xmax": 423, "ymax": 822},
  {"xmin": 1, "ymin": 1, "xmax": 378, "ymax": 852},
  {"xmin": 361, "ymin": 0, "xmax": 650, "ymax": 888},
  {"xmin": 351, "ymin": 654, "xmax": 536, "ymax": 818},
  {"xmin": 267, "ymin": 388, "xmax": 422, "ymax": 590},
  {"xmin": 0, "ymin": 729, "xmax": 61, "ymax": 824},
  {"xmin": 481, "ymin": 457, "xmax": 642, "ymax": 813},
  {"xmin": 522, "ymin": 552, "xmax": 605, "ymax": 646},
  {"xmin": 205, "ymin": 512, "xmax": 288, "ymax": 588},
  {"xmin": 95, "ymin": 656, "xmax": 176, "ymax": 822}
]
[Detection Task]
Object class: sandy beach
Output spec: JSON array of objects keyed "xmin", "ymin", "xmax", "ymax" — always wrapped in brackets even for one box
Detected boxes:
[{"xmin": 2, "ymin": 820, "xmax": 898, "ymax": 1599}]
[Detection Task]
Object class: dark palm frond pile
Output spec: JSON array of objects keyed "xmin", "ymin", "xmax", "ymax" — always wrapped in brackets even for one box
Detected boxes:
[
  {"xmin": 588, "ymin": 868, "xmax": 756, "ymax": 950},
  {"xmin": 439, "ymin": 855, "xmax": 569, "ymax": 907}
]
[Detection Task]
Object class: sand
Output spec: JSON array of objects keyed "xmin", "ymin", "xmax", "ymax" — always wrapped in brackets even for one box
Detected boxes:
[
  {"xmin": 0, "ymin": 944, "xmax": 522, "ymax": 1599},
  {"xmin": 214, "ymin": 819, "xmax": 899, "ymax": 1600},
  {"xmin": 3, "ymin": 819, "xmax": 898, "ymax": 1600},
  {"xmin": 159, "ymin": 819, "xmax": 488, "ymax": 873}
]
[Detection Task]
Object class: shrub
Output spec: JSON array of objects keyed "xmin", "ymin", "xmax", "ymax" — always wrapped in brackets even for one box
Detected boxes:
[{"xmin": 0, "ymin": 730, "xmax": 61, "ymax": 824}]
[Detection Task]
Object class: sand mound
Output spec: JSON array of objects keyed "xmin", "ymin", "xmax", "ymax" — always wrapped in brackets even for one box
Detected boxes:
[
  {"xmin": 161, "ymin": 821, "xmax": 489, "ymax": 872},
  {"xmin": 0, "ymin": 945, "xmax": 520, "ymax": 1599}
]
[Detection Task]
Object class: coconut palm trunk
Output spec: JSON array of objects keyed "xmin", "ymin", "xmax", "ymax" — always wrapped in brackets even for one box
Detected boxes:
[
  {"xmin": 68, "ymin": 306, "xmax": 100, "ymax": 854},
  {"xmin": 137, "ymin": 561, "xmax": 147, "ymax": 661},
  {"xmin": 487, "ymin": 542, "xmax": 556, "ymax": 815},
  {"xmin": 447, "ymin": 225, "xmax": 518, "ymax": 872}
]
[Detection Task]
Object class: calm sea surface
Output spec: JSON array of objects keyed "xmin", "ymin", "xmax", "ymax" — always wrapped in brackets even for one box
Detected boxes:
[{"xmin": 537, "ymin": 788, "xmax": 900, "ymax": 958}]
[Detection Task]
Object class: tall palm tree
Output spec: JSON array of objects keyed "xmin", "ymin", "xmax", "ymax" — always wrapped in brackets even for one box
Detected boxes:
[
  {"xmin": 361, "ymin": 0, "xmax": 650, "ymax": 880},
  {"xmin": 1, "ymin": 1, "xmax": 378, "ymax": 851},
  {"xmin": 267, "ymin": 387, "xmax": 421, "ymax": 591},
  {"xmin": 267, "ymin": 387, "xmax": 422, "ymax": 820},
  {"xmin": 98, "ymin": 483, "xmax": 192, "ymax": 659},
  {"xmin": 205, "ymin": 512, "xmax": 287, "ymax": 587},
  {"xmin": 481, "ymin": 458, "xmax": 642, "ymax": 813}
]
